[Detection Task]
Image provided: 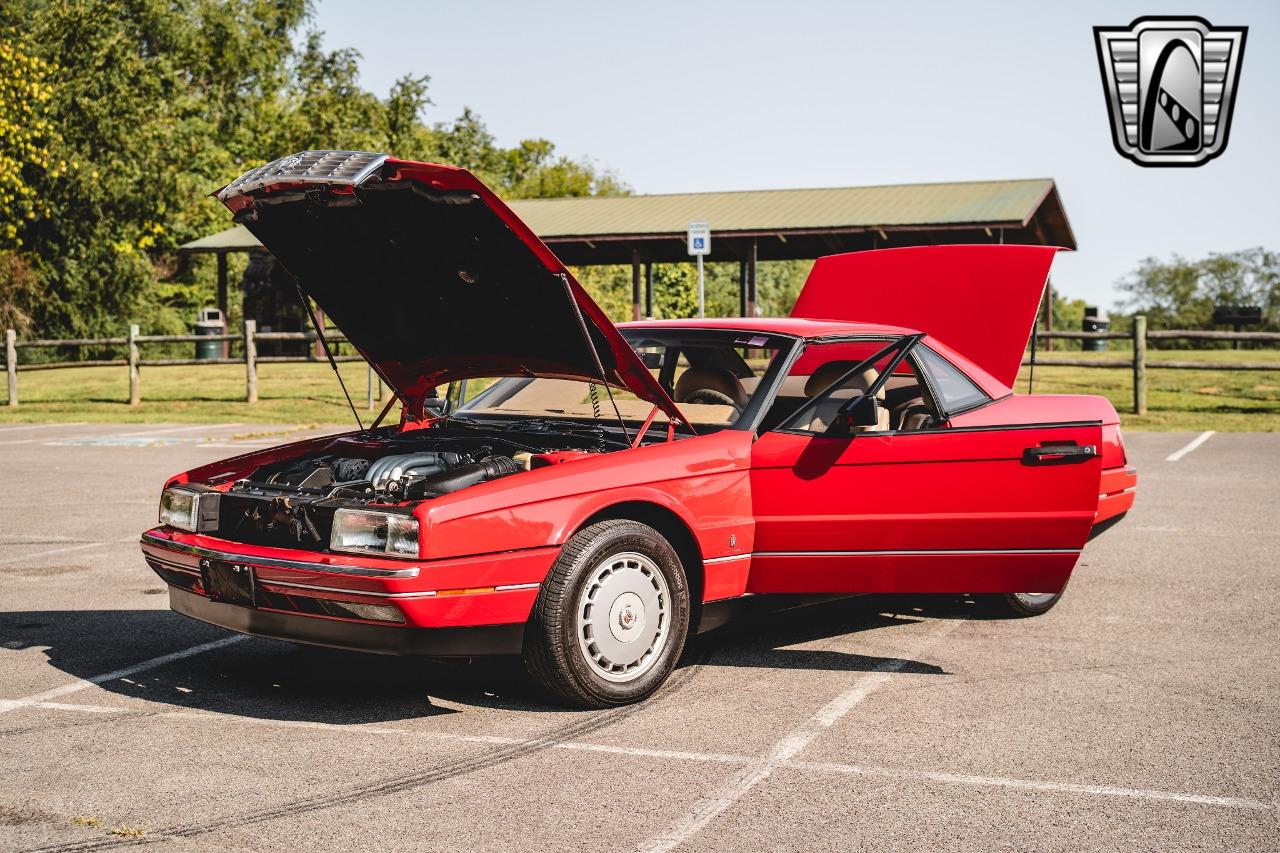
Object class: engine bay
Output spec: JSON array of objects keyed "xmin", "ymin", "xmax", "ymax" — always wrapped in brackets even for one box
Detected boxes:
[{"xmin": 212, "ymin": 428, "xmax": 602, "ymax": 552}]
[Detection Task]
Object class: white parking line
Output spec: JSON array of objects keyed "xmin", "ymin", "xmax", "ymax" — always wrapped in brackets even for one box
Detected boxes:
[
  {"xmin": 0, "ymin": 422, "xmax": 86, "ymax": 434},
  {"xmin": 0, "ymin": 431, "xmax": 96, "ymax": 446},
  {"xmin": 19, "ymin": 698, "xmax": 1272, "ymax": 811},
  {"xmin": 198, "ymin": 440, "xmax": 284, "ymax": 449},
  {"xmin": 636, "ymin": 618, "xmax": 965, "ymax": 853},
  {"xmin": 1166, "ymin": 430, "xmax": 1215, "ymax": 462},
  {"xmin": 0, "ymin": 635, "xmax": 245, "ymax": 714},
  {"xmin": 0, "ymin": 534, "xmax": 136, "ymax": 566},
  {"xmin": 790, "ymin": 761, "xmax": 1273, "ymax": 810},
  {"xmin": 118, "ymin": 423, "xmax": 242, "ymax": 437}
]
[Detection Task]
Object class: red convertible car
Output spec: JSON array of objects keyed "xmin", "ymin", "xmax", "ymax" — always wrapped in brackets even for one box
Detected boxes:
[{"xmin": 141, "ymin": 151, "xmax": 1137, "ymax": 707}]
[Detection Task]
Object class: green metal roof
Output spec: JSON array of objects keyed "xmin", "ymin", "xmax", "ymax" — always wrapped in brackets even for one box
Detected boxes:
[
  {"xmin": 179, "ymin": 223, "xmax": 260, "ymax": 253},
  {"xmin": 509, "ymin": 178, "xmax": 1058, "ymax": 238},
  {"xmin": 178, "ymin": 177, "xmax": 1074, "ymax": 261}
]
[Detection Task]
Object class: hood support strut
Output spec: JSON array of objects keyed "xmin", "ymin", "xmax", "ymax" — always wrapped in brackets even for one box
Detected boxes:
[
  {"xmin": 294, "ymin": 280, "xmax": 364, "ymax": 431},
  {"xmin": 559, "ymin": 273, "xmax": 631, "ymax": 444}
]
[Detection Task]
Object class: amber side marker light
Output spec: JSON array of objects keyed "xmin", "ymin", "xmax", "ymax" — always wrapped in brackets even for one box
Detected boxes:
[{"xmin": 434, "ymin": 586, "xmax": 498, "ymax": 597}]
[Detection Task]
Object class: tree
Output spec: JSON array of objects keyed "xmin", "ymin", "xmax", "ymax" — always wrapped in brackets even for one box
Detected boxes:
[
  {"xmin": 4, "ymin": 2, "xmax": 628, "ymax": 342},
  {"xmin": 1116, "ymin": 248, "xmax": 1279, "ymax": 332},
  {"xmin": 0, "ymin": 35, "xmax": 61, "ymax": 332}
]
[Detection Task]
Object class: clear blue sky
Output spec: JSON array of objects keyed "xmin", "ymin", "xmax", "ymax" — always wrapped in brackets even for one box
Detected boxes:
[{"xmin": 313, "ymin": 0, "xmax": 1278, "ymax": 309}]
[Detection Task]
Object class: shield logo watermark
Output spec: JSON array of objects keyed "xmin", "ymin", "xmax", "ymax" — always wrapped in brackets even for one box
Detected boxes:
[{"xmin": 1094, "ymin": 16, "xmax": 1247, "ymax": 167}]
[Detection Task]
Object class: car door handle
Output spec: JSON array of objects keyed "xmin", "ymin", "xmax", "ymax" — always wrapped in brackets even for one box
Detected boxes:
[{"xmin": 1022, "ymin": 445, "xmax": 1097, "ymax": 465}]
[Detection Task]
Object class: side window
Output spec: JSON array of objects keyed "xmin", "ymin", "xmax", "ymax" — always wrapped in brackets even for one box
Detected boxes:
[
  {"xmin": 916, "ymin": 346, "xmax": 989, "ymax": 415},
  {"xmin": 760, "ymin": 340, "xmax": 885, "ymax": 432},
  {"xmin": 767, "ymin": 337, "xmax": 934, "ymax": 434}
]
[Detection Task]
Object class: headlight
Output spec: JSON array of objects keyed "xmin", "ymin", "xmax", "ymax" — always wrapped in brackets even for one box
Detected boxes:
[
  {"xmin": 330, "ymin": 508, "xmax": 420, "ymax": 558},
  {"xmin": 159, "ymin": 486, "xmax": 219, "ymax": 532}
]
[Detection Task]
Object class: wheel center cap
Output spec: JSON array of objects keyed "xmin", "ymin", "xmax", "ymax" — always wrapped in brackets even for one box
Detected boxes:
[{"xmin": 608, "ymin": 592, "xmax": 645, "ymax": 643}]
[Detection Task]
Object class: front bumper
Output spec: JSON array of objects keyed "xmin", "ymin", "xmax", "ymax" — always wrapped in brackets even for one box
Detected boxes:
[
  {"xmin": 141, "ymin": 528, "xmax": 558, "ymax": 656},
  {"xmin": 169, "ymin": 587, "xmax": 524, "ymax": 655}
]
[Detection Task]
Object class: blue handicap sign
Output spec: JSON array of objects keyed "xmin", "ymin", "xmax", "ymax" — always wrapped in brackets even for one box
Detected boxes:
[{"xmin": 693, "ymin": 237, "xmax": 705, "ymax": 249}]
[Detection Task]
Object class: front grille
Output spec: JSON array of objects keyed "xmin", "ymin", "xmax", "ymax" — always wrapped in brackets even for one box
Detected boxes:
[
  {"xmin": 214, "ymin": 492, "xmax": 336, "ymax": 553},
  {"xmin": 145, "ymin": 558, "xmax": 201, "ymax": 594},
  {"xmin": 256, "ymin": 587, "xmax": 404, "ymax": 623},
  {"xmin": 147, "ymin": 549, "xmax": 403, "ymax": 624}
]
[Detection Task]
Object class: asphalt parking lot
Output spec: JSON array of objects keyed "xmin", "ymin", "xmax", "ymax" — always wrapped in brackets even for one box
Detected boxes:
[{"xmin": 1, "ymin": 422, "xmax": 1277, "ymax": 851}]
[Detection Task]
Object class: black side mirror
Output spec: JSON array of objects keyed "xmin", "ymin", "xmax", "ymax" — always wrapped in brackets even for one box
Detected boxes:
[
  {"xmin": 640, "ymin": 352, "xmax": 663, "ymax": 369},
  {"xmin": 836, "ymin": 394, "xmax": 881, "ymax": 429}
]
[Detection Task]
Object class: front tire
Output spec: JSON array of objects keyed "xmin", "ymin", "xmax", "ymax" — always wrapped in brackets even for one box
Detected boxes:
[{"xmin": 523, "ymin": 520, "xmax": 690, "ymax": 708}]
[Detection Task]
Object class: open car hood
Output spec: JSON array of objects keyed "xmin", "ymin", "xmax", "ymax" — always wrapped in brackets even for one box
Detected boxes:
[
  {"xmin": 217, "ymin": 151, "xmax": 685, "ymax": 425},
  {"xmin": 791, "ymin": 244, "xmax": 1058, "ymax": 389}
]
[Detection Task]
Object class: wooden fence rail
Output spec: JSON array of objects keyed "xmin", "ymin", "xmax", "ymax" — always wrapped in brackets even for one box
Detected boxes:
[
  {"xmin": 4, "ymin": 315, "xmax": 1279, "ymax": 414},
  {"xmin": 4, "ymin": 321, "xmax": 371, "ymax": 408},
  {"xmin": 1022, "ymin": 315, "xmax": 1280, "ymax": 414}
]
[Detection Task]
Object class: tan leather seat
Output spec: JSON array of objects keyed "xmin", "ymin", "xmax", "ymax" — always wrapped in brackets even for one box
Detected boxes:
[
  {"xmin": 802, "ymin": 361, "xmax": 890, "ymax": 433},
  {"xmin": 891, "ymin": 372, "xmax": 941, "ymax": 431},
  {"xmin": 674, "ymin": 367, "xmax": 747, "ymax": 406}
]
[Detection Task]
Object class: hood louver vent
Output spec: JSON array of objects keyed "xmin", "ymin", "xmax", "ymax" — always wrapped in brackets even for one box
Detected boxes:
[{"xmin": 217, "ymin": 150, "xmax": 389, "ymax": 201}]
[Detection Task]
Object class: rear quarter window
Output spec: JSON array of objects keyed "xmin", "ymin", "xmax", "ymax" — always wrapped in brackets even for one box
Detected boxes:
[{"xmin": 917, "ymin": 346, "xmax": 989, "ymax": 414}]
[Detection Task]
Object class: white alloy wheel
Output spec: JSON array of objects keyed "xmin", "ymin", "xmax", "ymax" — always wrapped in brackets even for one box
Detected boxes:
[{"xmin": 575, "ymin": 552, "xmax": 670, "ymax": 683}]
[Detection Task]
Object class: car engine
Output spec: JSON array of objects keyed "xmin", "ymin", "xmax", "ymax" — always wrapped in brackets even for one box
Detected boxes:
[{"xmin": 211, "ymin": 433, "xmax": 593, "ymax": 551}]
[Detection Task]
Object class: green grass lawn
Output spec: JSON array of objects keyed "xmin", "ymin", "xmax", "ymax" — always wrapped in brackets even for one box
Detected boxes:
[
  {"xmin": 1016, "ymin": 348, "xmax": 1280, "ymax": 431},
  {"xmin": 2, "ymin": 349, "xmax": 1277, "ymax": 430},
  {"xmin": 0, "ymin": 361, "xmax": 382, "ymax": 426}
]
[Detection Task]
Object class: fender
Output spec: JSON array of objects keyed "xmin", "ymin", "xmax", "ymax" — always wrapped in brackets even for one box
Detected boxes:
[{"xmin": 419, "ymin": 431, "xmax": 755, "ymax": 561}]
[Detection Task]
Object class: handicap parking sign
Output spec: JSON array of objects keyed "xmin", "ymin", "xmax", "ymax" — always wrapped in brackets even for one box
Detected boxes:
[{"xmin": 687, "ymin": 221, "xmax": 710, "ymax": 256}]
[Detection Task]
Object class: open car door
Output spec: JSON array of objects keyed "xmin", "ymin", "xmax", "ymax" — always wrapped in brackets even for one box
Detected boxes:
[{"xmin": 748, "ymin": 336, "xmax": 1103, "ymax": 594}]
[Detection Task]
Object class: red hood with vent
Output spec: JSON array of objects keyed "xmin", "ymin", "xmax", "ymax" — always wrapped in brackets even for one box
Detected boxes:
[{"xmin": 216, "ymin": 151, "xmax": 685, "ymax": 425}]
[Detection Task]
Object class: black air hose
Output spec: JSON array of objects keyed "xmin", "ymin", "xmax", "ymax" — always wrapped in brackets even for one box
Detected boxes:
[
  {"xmin": 330, "ymin": 457, "xmax": 371, "ymax": 482},
  {"xmin": 407, "ymin": 456, "xmax": 521, "ymax": 498}
]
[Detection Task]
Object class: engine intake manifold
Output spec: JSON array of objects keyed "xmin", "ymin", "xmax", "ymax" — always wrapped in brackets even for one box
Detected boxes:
[{"xmin": 365, "ymin": 452, "xmax": 461, "ymax": 490}]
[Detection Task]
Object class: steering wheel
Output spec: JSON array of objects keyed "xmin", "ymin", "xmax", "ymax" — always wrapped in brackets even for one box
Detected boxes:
[{"xmin": 682, "ymin": 388, "xmax": 743, "ymax": 418}]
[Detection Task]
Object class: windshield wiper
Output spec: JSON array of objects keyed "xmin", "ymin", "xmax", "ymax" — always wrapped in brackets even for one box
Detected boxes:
[{"xmin": 449, "ymin": 415, "xmax": 629, "ymax": 449}]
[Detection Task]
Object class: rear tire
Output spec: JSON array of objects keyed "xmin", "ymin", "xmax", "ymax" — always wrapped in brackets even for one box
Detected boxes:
[
  {"xmin": 523, "ymin": 520, "xmax": 690, "ymax": 708},
  {"xmin": 985, "ymin": 590, "xmax": 1064, "ymax": 618}
]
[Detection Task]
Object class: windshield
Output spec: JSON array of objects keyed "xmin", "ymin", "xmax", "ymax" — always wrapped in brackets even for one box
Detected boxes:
[{"xmin": 457, "ymin": 329, "xmax": 792, "ymax": 432}]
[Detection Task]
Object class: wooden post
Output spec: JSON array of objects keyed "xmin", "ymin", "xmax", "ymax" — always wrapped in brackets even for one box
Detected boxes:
[
  {"xmin": 1132, "ymin": 314, "xmax": 1147, "ymax": 415},
  {"xmin": 631, "ymin": 250, "xmax": 642, "ymax": 321},
  {"xmin": 216, "ymin": 252, "xmax": 230, "ymax": 358},
  {"xmin": 5, "ymin": 329, "xmax": 16, "ymax": 407},
  {"xmin": 1043, "ymin": 278, "xmax": 1054, "ymax": 352},
  {"xmin": 746, "ymin": 239, "xmax": 757, "ymax": 317},
  {"xmin": 644, "ymin": 261, "xmax": 653, "ymax": 319},
  {"xmin": 128, "ymin": 324, "xmax": 140, "ymax": 405},
  {"xmin": 366, "ymin": 364, "xmax": 374, "ymax": 410},
  {"xmin": 311, "ymin": 307, "xmax": 325, "ymax": 360},
  {"xmin": 244, "ymin": 319, "xmax": 258, "ymax": 403},
  {"xmin": 738, "ymin": 258, "xmax": 748, "ymax": 317}
]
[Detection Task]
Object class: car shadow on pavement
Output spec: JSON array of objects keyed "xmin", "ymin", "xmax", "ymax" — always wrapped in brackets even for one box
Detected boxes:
[
  {"xmin": 694, "ymin": 594, "xmax": 952, "ymax": 675},
  {"xmin": 2, "ymin": 597, "xmax": 959, "ymax": 724}
]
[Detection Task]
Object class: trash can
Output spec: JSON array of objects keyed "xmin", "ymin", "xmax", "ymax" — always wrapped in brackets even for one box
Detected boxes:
[
  {"xmin": 194, "ymin": 308, "xmax": 225, "ymax": 360},
  {"xmin": 1082, "ymin": 306, "xmax": 1109, "ymax": 352}
]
